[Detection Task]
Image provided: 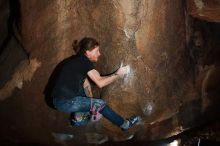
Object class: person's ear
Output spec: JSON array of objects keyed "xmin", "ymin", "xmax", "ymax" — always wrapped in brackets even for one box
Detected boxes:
[{"xmin": 85, "ymin": 50, "xmax": 90, "ymax": 56}]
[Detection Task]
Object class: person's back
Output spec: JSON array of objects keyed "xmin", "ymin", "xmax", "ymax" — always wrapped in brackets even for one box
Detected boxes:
[{"xmin": 51, "ymin": 54, "xmax": 94, "ymax": 100}]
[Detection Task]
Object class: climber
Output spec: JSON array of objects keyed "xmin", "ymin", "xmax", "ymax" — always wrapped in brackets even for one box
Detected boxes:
[{"xmin": 50, "ymin": 37, "xmax": 140, "ymax": 131}]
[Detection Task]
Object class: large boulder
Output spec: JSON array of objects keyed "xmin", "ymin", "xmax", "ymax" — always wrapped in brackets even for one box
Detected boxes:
[{"xmin": 0, "ymin": 0, "xmax": 219, "ymax": 145}]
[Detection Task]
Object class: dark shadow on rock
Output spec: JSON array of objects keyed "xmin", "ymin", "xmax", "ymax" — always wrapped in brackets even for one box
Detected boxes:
[
  {"xmin": 177, "ymin": 98, "xmax": 202, "ymax": 128},
  {"xmin": 0, "ymin": 0, "xmax": 29, "ymax": 88},
  {"xmin": 0, "ymin": 0, "xmax": 26, "ymax": 57}
]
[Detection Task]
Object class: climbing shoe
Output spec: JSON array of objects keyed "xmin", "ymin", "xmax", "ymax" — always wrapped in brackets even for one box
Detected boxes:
[{"xmin": 121, "ymin": 116, "xmax": 140, "ymax": 131}]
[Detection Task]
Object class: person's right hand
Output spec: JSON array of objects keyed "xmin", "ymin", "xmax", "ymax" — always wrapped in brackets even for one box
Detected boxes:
[{"xmin": 116, "ymin": 65, "xmax": 130, "ymax": 78}]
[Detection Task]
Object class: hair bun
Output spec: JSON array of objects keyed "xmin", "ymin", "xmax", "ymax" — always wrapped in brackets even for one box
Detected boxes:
[{"xmin": 72, "ymin": 40, "xmax": 79, "ymax": 53}]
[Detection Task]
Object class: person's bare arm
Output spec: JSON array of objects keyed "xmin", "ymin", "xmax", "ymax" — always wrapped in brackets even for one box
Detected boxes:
[
  {"xmin": 83, "ymin": 78, "xmax": 93, "ymax": 97},
  {"xmin": 87, "ymin": 65, "xmax": 129, "ymax": 88}
]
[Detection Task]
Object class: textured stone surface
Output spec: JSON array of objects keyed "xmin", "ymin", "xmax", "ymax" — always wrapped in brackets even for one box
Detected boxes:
[
  {"xmin": 0, "ymin": 0, "xmax": 28, "ymax": 95},
  {"xmin": 186, "ymin": 0, "xmax": 220, "ymax": 22},
  {"xmin": 0, "ymin": 0, "xmax": 220, "ymax": 145}
]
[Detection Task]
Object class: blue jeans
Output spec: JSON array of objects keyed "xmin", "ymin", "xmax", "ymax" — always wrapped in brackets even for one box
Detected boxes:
[{"xmin": 53, "ymin": 96, "xmax": 124, "ymax": 127}]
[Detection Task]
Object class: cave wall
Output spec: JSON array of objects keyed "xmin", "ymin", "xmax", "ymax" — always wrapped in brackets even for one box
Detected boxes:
[
  {"xmin": 186, "ymin": 0, "xmax": 220, "ymax": 22},
  {"xmin": 0, "ymin": 0, "xmax": 219, "ymax": 145},
  {"xmin": 0, "ymin": 0, "xmax": 28, "ymax": 91}
]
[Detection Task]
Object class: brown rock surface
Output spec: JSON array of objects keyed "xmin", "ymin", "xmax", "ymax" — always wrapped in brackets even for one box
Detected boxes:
[
  {"xmin": 186, "ymin": 0, "xmax": 220, "ymax": 22},
  {"xmin": 0, "ymin": 0, "xmax": 219, "ymax": 145}
]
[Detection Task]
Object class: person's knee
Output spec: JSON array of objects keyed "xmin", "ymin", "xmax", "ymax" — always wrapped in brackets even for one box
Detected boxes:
[{"xmin": 94, "ymin": 98, "xmax": 106, "ymax": 108}]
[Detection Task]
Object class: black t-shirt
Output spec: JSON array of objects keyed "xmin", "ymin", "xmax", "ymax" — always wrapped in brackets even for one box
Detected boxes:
[{"xmin": 51, "ymin": 55, "xmax": 94, "ymax": 99}]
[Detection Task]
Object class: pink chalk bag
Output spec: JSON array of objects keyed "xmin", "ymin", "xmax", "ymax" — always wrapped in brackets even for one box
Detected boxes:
[
  {"xmin": 90, "ymin": 96, "xmax": 105, "ymax": 122},
  {"xmin": 71, "ymin": 97, "xmax": 105, "ymax": 126}
]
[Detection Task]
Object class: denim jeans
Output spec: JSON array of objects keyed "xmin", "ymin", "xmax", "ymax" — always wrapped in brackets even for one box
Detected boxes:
[{"xmin": 53, "ymin": 96, "xmax": 124, "ymax": 127}]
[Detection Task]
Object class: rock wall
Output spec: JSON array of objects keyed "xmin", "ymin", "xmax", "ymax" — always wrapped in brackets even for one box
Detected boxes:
[
  {"xmin": 0, "ymin": 0, "xmax": 219, "ymax": 145},
  {"xmin": 186, "ymin": 0, "xmax": 220, "ymax": 22}
]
